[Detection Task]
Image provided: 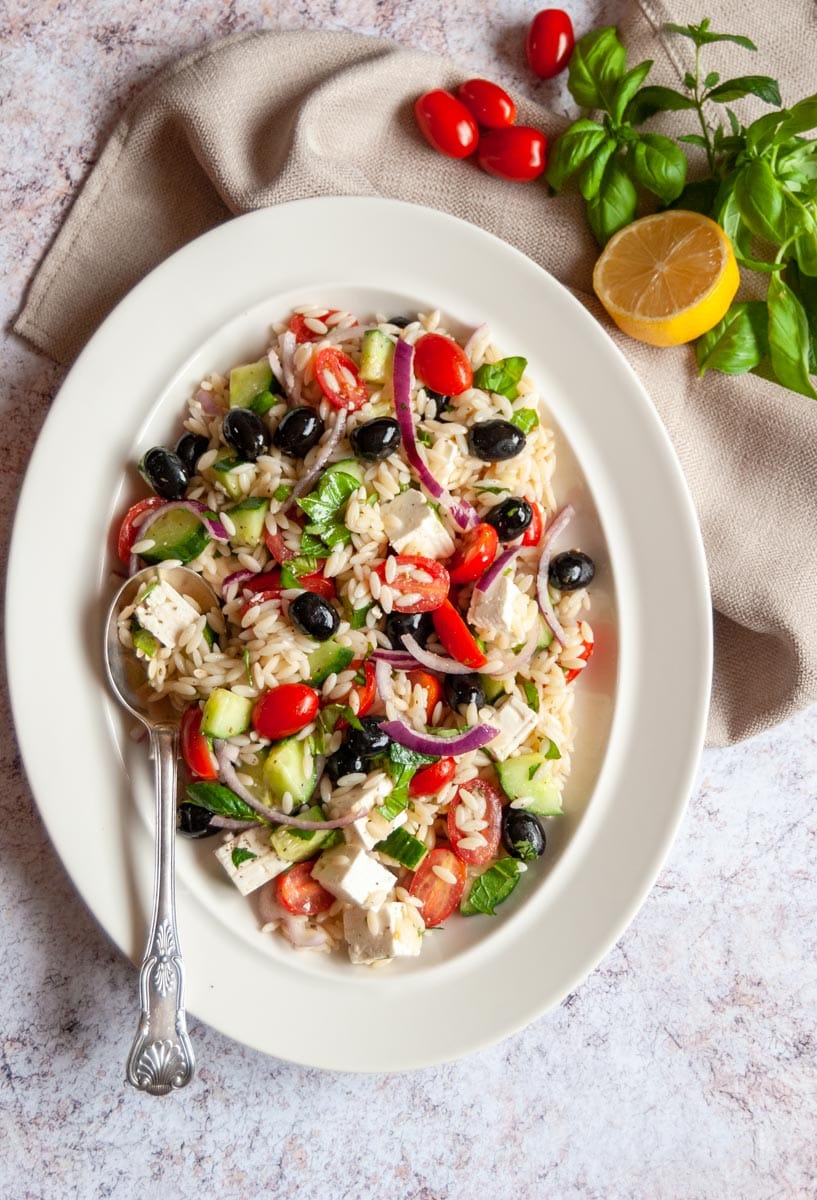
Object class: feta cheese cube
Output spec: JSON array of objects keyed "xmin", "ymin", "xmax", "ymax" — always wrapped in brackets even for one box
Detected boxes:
[
  {"xmin": 343, "ymin": 901, "xmax": 424, "ymax": 964},
  {"xmin": 381, "ymin": 490, "xmax": 455, "ymax": 559},
  {"xmin": 214, "ymin": 826, "xmax": 289, "ymax": 896},
  {"xmin": 344, "ymin": 806, "xmax": 408, "ymax": 852},
  {"xmin": 133, "ymin": 579, "xmax": 199, "ymax": 649},
  {"xmin": 468, "ymin": 573, "xmax": 538, "ymax": 645},
  {"xmin": 311, "ymin": 845, "xmax": 396, "ymax": 909},
  {"xmin": 486, "ymin": 693, "xmax": 540, "ymax": 762}
]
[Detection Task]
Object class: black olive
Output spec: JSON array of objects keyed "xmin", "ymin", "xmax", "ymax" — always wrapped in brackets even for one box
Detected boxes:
[
  {"xmin": 344, "ymin": 717, "xmax": 391, "ymax": 760},
  {"xmin": 467, "ymin": 419, "xmax": 526, "ymax": 462},
  {"xmin": 139, "ymin": 447, "xmax": 189, "ymax": 500},
  {"xmin": 385, "ymin": 610, "xmax": 434, "ymax": 650},
  {"xmin": 289, "ymin": 591, "xmax": 340, "ymax": 641},
  {"xmin": 350, "ymin": 418, "xmax": 402, "ymax": 461},
  {"xmin": 444, "ymin": 672, "xmax": 486, "ymax": 713},
  {"xmin": 177, "ymin": 802, "xmax": 219, "ymax": 839},
  {"xmin": 273, "ymin": 406, "xmax": 325, "ymax": 457},
  {"xmin": 222, "ymin": 408, "xmax": 270, "ymax": 462},
  {"xmin": 326, "ymin": 747, "xmax": 367, "ymax": 784},
  {"xmin": 425, "ymin": 388, "xmax": 451, "ymax": 418},
  {"xmin": 387, "ymin": 316, "xmax": 411, "ymax": 328},
  {"xmin": 502, "ymin": 809, "xmax": 546, "ymax": 861},
  {"xmin": 484, "ymin": 497, "xmax": 533, "ymax": 543},
  {"xmin": 548, "ymin": 550, "xmax": 595, "ymax": 591},
  {"xmin": 174, "ymin": 433, "xmax": 210, "ymax": 478}
]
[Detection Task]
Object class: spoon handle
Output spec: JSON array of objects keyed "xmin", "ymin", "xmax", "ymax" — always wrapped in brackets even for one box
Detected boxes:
[{"xmin": 126, "ymin": 723, "xmax": 195, "ymax": 1095}]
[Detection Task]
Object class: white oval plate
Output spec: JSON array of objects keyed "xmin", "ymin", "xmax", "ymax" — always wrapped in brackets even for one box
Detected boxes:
[{"xmin": 7, "ymin": 198, "xmax": 710, "ymax": 1072}]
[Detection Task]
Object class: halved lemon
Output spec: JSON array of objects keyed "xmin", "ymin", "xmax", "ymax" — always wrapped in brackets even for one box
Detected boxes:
[{"xmin": 592, "ymin": 210, "xmax": 739, "ymax": 347}]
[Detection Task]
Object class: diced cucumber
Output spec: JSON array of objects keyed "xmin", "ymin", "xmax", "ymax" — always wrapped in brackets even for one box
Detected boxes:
[
  {"xmin": 131, "ymin": 621, "xmax": 158, "ymax": 658},
  {"xmin": 495, "ymin": 752, "xmax": 562, "ymax": 815},
  {"xmin": 201, "ymin": 688, "xmax": 254, "ymax": 738},
  {"xmin": 236, "ymin": 748, "xmax": 270, "ymax": 803},
  {"xmin": 480, "ymin": 675, "xmax": 507, "ymax": 705},
  {"xmin": 308, "ymin": 639, "xmax": 355, "ymax": 686},
  {"xmin": 536, "ymin": 616, "xmax": 554, "ymax": 652},
  {"xmin": 229, "ymin": 358, "xmax": 275, "ymax": 408},
  {"xmin": 359, "ymin": 329, "xmax": 395, "ymax": 383},
  {"xmin": 374, "ymin": 826, "xmax": 428, "ymax": 870},
  {"xmin": 270, "ymin": 805, "xmax": 341, "ymax": 862},
  {"xmin": 139, "ymin": 509, "xmax": 210, "ymax": 565},
  {"xmin": 228, "ymin": 497, "xmax": 270, "ymax": 548},
  {"xmin": 211, "ymin": 456, "xmax": 249, "ymax": 500},
  {"xmin": 324, "ymin": 458, "xmax": 365, "ymax": 486},
  {"xmin": 263, "ymin": 737, "xmax": 318, "ymax": 808},
  {"xmin": 248, "ymin": 390, "xmax": 278, "ymax": 416}
]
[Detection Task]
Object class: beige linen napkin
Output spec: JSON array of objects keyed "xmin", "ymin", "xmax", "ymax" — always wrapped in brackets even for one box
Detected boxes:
[{"xmin": 15, "ymin": 0, "xmax": 817, "ymax": 746}]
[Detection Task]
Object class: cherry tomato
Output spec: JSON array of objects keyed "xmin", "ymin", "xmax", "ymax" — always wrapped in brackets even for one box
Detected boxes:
[
  {"xmin": 414, "ymin": 90, "xmax": 479, "ymax": 159},
  {"xmin": 409, "ymin": 757, "xmax": 456, "ymax": 797},
  {"xmin": 180, "ymin": 705, "xmax": 218, "ymax": 780},
  {"xmin": 276, "ymin": 862, "xmax": 334, "ymax": 915},
  {"xmin": 314, "ymin": 347, "xmax": 369, "ymax": 411},
  {"xmin": 373, "ymin": 555, "xmax": 450, "ymax": 613},
  {"xmin": 264, "ymin": 527, "xmax": 296, "ymax": 562},
  {"xmin": 252, "ymin": 683, "xmax": 319, "ymax": 740},
  {"xmin": 565, "ymin": 637, "xmax": 594, "ymax": 683},
  {"xmin": 432, "ymin": 600, "xmax": 487, "ymax": 669},
  {"xmin": 342, "ymin": 660, "xmax": 377, "ymax": 719},
  {"xmin": 522, "ymin": 500, "xmax": 543, "ymax": 547},
  {"xmin": 447, "ymin": 523, "xmax": 499, "ymax": 585},
  {"xmin": 477, "ymin": 126, "xmax": 547, "ymax": 182},
  {"xmin": 116, "ymin": 496, "xmax": 166, "ymax": 563},
  {"xmin": 526, "ymin": 9, "xmax": 575, "ymax": 80},
  {"xmin": 240, "ymin": 569, "xmax": 335, "ymax": 615},
  {"xmin": 457, "ymin": 79, "xmax": 517, "ymax": 129},
  {"xmin": 409, "ymin": 846, "xmax": 467, "ymax": 926},
  {"xmin": 447, "ymin": 779, "xmax": 503, "ymax": 865},
  {"xmin": 407, "ymin": 670, "xmax": 443, "ymax": 724},
  {"xmin": 414, "ymin": 333, "xmax": 474, "ymax": 396},
  {"xmin": 288, "ymin": 309, "xmax": 339, "ymax": 343},
  {"xmin": 243, "ymin": 568, "xmax": 282, "ymax": 595}
]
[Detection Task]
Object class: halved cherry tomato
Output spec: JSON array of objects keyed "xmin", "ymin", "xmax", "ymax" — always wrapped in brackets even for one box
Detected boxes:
[
  {"xmin": 288, "ymin": 309, "xmax": 339, "ymax": 344},
  {"xmin": 447, "ymin": 779, "xmax": 503, "ymax": 865},
  {"xmin": 314, "ymin": 347, "xmax": 368, "ymax": 411},
  {"xmin": 565, "ymin": 638, "xmax": 594, "ymax": 683},
  {"xmin": 407, "ymin": 670, "xmax": 443, "ymax": 724},
  {"xmin": 180, "ymin": 705, "xmax": 218, "ymax": 780},
  {"xmin": 373, "ymin": 555, "xmax": 449, "ymax": 613},
  {"xmin": 264, "ymin": 527, "xmax": 296, "ymax": 562},
  {"xmin": 116, "ymin": 496, "xmax": 166, "ymax": 563},
  {"xmin": 409, "ymin": 846, "xmax": 467, "ymax": 926},
  {"xmin": 432, "ymin": 600, "xmax": 487, "ymax": 669},
  {"xmin": 276, "ymin": 862, "xmax": 334, "ymax": 915},
  {"xmin": 457, "ymin": 79, "xmax": 516, "ymax": 129},
  {"xmin": 243, "ymin": 568, "xmax": 282, "ymax": 595},
  {"xmin": 447, "ymin": 523, "xmax": 499, "ymax": 585},
  {"xmin": 526, "ymin": 9, "xmax": 575, "ymax": 80},
  {"xmin": 522, "ymin": 500, "xmax": 543, "ymax": 547},
  {"xmin": 409, "ymin": 756, "xmax": 456, "ymax": 797},
  {"xmin": 414, "ymin": 90, "xmax": 479, "ymax": 159},
  {"xmin": 240, "ymin": 569, "xmax": 335, "ymax": 615},
  {"xmin": 414, "ymin": 333, "xmax": 474, "ymax": 396},
  {"xmin": 252, "ymin": 683, "xmax": 320, "ymax": 740},
  {"xmin": 477, "ymin": 126, "xmax": 547, "ymax": 182},
  {"xmin": 341, "ymin": 660, "xmax": 377, "ymax": 719}
]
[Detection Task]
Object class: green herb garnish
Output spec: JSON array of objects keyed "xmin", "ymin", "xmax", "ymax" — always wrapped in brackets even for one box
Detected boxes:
[
  {"xmin": 231, "ymin": 847, "xmax": 257, "ymax": 868},
  {"xmin": 460, "ymin": 859, "xmax": 522, "ymax": 916},
  {"xmin": 473, "ymin": 357, "xmax": 528, "ymax": 400}
]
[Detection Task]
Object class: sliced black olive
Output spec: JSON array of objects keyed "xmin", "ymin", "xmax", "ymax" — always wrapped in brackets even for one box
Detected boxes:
[
  {"xmin": 425, "ymin": 388, "xmax": 451, "ymax": 418},
  {"xmin": 326, "ymin": 747, "xmax": 366, "ymax": 784},
  {"xmin": 385, "ymin": 610, "xmax": 434, "ymax": 649},
  {"xmin": 273, "ymin": 406, "xmax": 325, "ymax": 457},
  {"xmin": 501, "ymin": 809, "xmax": 546, "ymax": 861},
  {"xmin": 288, "ymin": 591, "xmax": 340, "ymax": 641},
  {"xmin": 344, "ymin": 717, "xmax": 391, "ymax": 760},
  {"xmin": 139, "ymin": 447, "xmax": 189, "ymax": 500},
  {"xmin": 387, "ymin": 316, "xmax": 411, "ymax": 328},
  {"xmin": 350, "ymin": 418, "xmax": 402, "ymax": 461},
  {"xmin": 467, "ymin": 420, "xmax": 526, "ymax": 462},
  {"xmin": 174, "ymin": 433, "xmax": 210, "ymax": 478},
  {"xmin": 177, "ymin": 802, "xmax": 220, "ymax": 839},
  {"xmin": 444, "ymin": 673, "xmax": 486, "ymax": 713},
  {"xmin": 548, "ymin": 550, "xmax": 595, "ymax": 591},
  {"xmin": 484, "ymin": 497, "xmax": 533, "ymax": 543},
  {"xmin": 222, "ymin": 408, "xmax": 270, "ymax": 462}
]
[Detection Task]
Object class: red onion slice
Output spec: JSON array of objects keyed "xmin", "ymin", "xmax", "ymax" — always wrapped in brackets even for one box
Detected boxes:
[
  {"xmin": 209, "ymin": 816, "xmax": 259, "ymax": 832},
  {"xmin": 374, "ymin": 657, "xmax": 394, "ymax": 705},
  {"xmin": 482, "ymin": 615, "xmax": 541, "ymax": 679},
  {"xmin": 194, "ymin": 387, "xmax": 223, "ymax": 416},
  {"xmin": 400, "ymin": 634, "xmax": 472, "ymax": 675},
  {"xmin": 379, "ymin": 720, "xmax": 498, "ymax": 757},
  {"xmin": 371, "ymin": 649, "xmax": 418, "ymax": 670},
  {"xmin": 536, "ymin": 505, "xmax": 575, "ymax": 646},
  {"xmin": 221, "ymin": 568, "xmax": 254, "ymax": 599},
  {"xmin": 280, "ymin": 329, "xmax": 297, "ymax": 396},
  {"xmin": 283, "ymin": 409, "xmax": 348, "ymax": 513},
  {"xmin": 475, "ymin": 546, "xmax": 520, "ymax": 594},
  {"xmin": 267, "ymin": 347, "xmax": 285, "ymax": 389}
]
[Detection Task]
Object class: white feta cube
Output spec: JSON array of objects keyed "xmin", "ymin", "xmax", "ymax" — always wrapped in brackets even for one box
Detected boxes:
[
  {"xmin": 133, "ymin": 579, "xmax": 199, "ymax": 649},
  {"xmin": 214, "ymin": 826, "xmax": 289, "ymax": 896},
  {"xmin": 468, "ymin": 573, "xmax": 538, "ymax": 645},
  {"xmin": 486, "ymin": 692, "xmax": 540, "ymax": 762},
  {"xmin": 381, "ymin": 490, "xmax": 455, "ymax": 559},
  {"xmin": 344, "ymin": 806, "xmax": 408, "ymax": 852},
  {"xmin": 311, "ymin": 845, "xmax": 396, "ymax": 909},
  {"xmin": 343, "ymin": 901, "xmax": 424, "ymax": 964}
]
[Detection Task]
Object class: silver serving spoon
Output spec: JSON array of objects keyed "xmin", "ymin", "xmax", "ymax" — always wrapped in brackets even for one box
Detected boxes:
[{"xmin": 104, "ymin": 564, "xmax": 218, "ymax": 1096}]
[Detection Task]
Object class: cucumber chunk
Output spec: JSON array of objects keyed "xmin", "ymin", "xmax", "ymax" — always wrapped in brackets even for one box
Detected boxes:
[
  {"xmin": 229, "ymin": 358, "xmax": 275, "ymax": 409},
  {"xmin": 247, "ymin": 390, "xmax": 277, "ymax": 416},
  {"xmin": 308, "ymin": 639, "xmax": 355, "ymax": 686},
  {"xmin": 495, "ymin": 751, "xmax": 562, "ymax": 816},
  {"xmin": 201, "ymin": 688, "xmax": 254, "ymax": 738},
  {"xmin": 270, "ymin": 805, "xmax": 341, "ymax": 862},
  {"xmin": 480, "ymin": 674, "xmax": 507, "ymax": 705},
  {"xmin": 211, "ymin": 457, "xmax": 249, "ymax": 501},
  {"xmin": 131, "ymin": 622, "xmax": 158, "ymax": 658},
  {"xmin": 359, "ymin": 329, "xmax": 395, "ymax": 383},
  {"xmin": 139, "ymin": 509, "xmax": 210, "ymax": 565},
  {"xmin": 536, "ymin": 615, "xmax": 554, "ymax": 652},
  {"xmin": 374, "ymin": 826, "xmax": 428, "ymax": 870},
  {"xmin": 323, "ymin": 458, "xmax": 365, "ymax": 486},
  {"xmin": 263, "ymin": 737, "xmax": 318, "ymax": 807},
  {"xmin": 228, "ymin": 497, "xmax": 270, "ymax": 548}
]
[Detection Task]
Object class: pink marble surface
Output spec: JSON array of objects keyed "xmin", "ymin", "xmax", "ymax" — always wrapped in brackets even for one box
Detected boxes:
[{"xmin": 2, "ymin": 2, "xmax": 817, "ymax": 1198}]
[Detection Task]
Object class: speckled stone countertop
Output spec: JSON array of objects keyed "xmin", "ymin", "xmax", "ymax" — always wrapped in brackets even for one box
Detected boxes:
[{"xmin": 2, "ymin": 2, "xmax": 817, "ymax": 1197}]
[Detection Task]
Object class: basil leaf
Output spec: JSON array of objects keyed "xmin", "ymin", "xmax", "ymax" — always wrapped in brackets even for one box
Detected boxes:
[
  {"xmin": 707, "ymin": 76, "xmax": 781, "ymax": 106},
  {"xmin": 545, "ymin": 119, "xmax": 607, "ymax": 191},
  {"xmin": 377, "ymin": 791, "xmax": 409, "ymax": 823},
  {"xmin": 586, "ymin": 158, "xmax": 638, "ymax": 245},
  {"xmin": 231, "ymin": 847, "xmax": 257, "ymax": 868},
  {"xmin": 665, "ymin": 22, "xmax": 757, "ymax": 51},
  {"xmin": 521, "ymin": 680, "xmax": 540, "ymax": 713},
  {"xmin": 248, "ymin": 390, "xmax": 278, "ymax": 416},
  {"xmin": 567, "ymin": 27, "xmax": 627, "ymax": 111},
  {"xmin": 766, "ymin": 274, "xmax": 817, "ymax": 399},
  {"xmin": 786, "ymin": 262, "xmax": 817, "ymax": 370},
  {"xmin": 792, "ymin": 225, "xmax": 817, "ymax": 277},
  {"xmin": 461, "ymin": 859, "xmax": 522, "ymax": 916},
  {"xmin": 696, "ymin": 302, "xmax": 769, "ymax": 377},
  {"xmin": 745, "ymin": 110, "xmax": 787, "ymax": 154},
  {"xmin": 726, "ymin": 108, "xmax": 741, "ymax": 136},
  {"xmin": 186, "ymin": 781, "xmax": 260, "ymax": 823},
  {"xmin": 509, "ymin": 408, "xmax": 539, "ymax": 435},
  {"xmin": 349, "ymin": 603, "xmax": 373, "ymax": 630},
  {"xmin": 273, "ymin": 484, "xmax": 291, "ymax": 502},
  {"xmin": 610, "ymin": 59, "xmax": 653, "ymax": 125},
  {"xmin": 299, "ymin": 531, "xmax": 330, "ymax": 557},
  {"xmin": 677, "ymin": 134, "xmax": 710, "ymax": 148},
  {"xmin": 734, "ymin": 160, "xmax": 789, "ymax": 244},
  {"xmin": 777, "ymin": 96, "xmax": 817, "ymax": 138},
  {"xmin": 628, "ymin": 133, "xmax": 687, "ymax": 203},
  {"xmin": 243, "ymin": 648, "xmax": 252, "ymax": 686},
  {"xmin": 578, "ymin": 137, "xmax": 617, "ymax": 201},
  {"xmin": 704, "ymin": 71, "xmax": 720, "ymax": 89},
  {"xmin": 388, "ymin": 741, "xmax": 438, "ymax": 771},
  {"xmin": 669, "ymin": 178, "xmax": 720, "ymax": 216},
  {"xmin": 625, "ymin": 85, "xmax": 697, "ymax": 125},
  {"xmin": 280, "ymin": 555, "xmax": 319, "ymax": 588},
  {"xmin": 473, "ymin": 356, "xmax": 527, "ymax": 399}
]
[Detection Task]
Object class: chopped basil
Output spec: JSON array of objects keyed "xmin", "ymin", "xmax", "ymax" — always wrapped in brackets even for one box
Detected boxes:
[
  {"xmin": 473, "ymin": 356, "xmax": 528, "ymax": 400},
  {"xmin": 243, "ymin": 648, "xmax": 252, "ymax": 685},
  {"xmin": 509, "ymin": 407, "xmax": 540, "ymax": 435},
  {"xmin": 377, "ymin": 792, "xmax": 409, "ymax": 822},
  {"xmin": 317, "ymin": 704, "xmax": 364, "ymax": 740},
  {"xmin": 273, "ymin": 483, "xmax": 292, "ymax": 502},
  {"xmin": 297, "ymin": 470, "xmax": 359, "ymax": 554},
  {"xmin": 349, "ymin": 603, "xmax": 373, "ymax": 630},
  {"xmin": 202, "ymin": 622, "xmax": 218, "ymax": 650},
  {"xmin": 389, "ymin": 742, "xmax": 438, "ymax": 770},
  {"xmin": 280, "ymin": 555, "xmax": 319, "ymax": 588},
  {"xmin": 366, "ymin": 493, "xmax": 378, "ymax": 507},
  {"xmin": 521, "ymin": 680, "xmax": 540, "ymax": 713},
  {"xmin": 475, "ymin": 485, "xmax": 510, "ymax": 496},
  {"xmin": 231, "ymin": 847, "xmax": 257, "ymax": 868},
  {"xmin": 186, "ymin": 781, "xmax": 260, "ymax": 823},
  {"xmin": 417, "ymin": 428, "xmax": 433, "ymax": 446},
  {"xmin": 460, "ymin": 858, "xmax": 522, "ymax": 916},
  {"xmin": 248, "ymin": 390, "xmax": 278, "ymax": 416}
]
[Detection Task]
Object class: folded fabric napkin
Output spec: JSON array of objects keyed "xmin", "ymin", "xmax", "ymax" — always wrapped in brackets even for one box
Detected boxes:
[{"xmin": 15, "ymin": 0, "xmax": 817, "ymax": 746}]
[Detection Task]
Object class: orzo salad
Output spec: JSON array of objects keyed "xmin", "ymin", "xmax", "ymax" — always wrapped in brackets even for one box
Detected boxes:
[{"xmin": 115, "ymin": 305, "xmax": 596, "ymax": 965}]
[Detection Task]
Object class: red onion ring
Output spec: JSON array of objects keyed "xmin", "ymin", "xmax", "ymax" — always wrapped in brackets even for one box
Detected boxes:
[
  {"xmin": 194, "ymin": 387, "xmax": 223, "ymax": 416},
  {"xmin": 280, "ymin": 329, "xmax": 297, "ymax": 396},
  {"xmin": 400, "ymin": 634, "xmax": 472, "ymax": 675},
  {"xmin": 371, "ymin": 649, "xmax": 421, "ymax": 670},
  {"xmin": 475, "ymin": 546, "xmax": 520, "ymax": 594},
  {"xmin": 379, "ymin": 720, "xmax": 498, "ymax": 757},
  {"xmin": 482, "ymin": 616, "xmax": 541, "ymax": 679},
  {"xmin": 208, "ymin": 816, "xmax": 259, "ymax": 832},
  {"xmin": 536, "ymin": 505, "xmax": 575, "ymax": 647},
  {"xmin": 221, "ymin": 568, "xmax": 254, "ymax": 599}
]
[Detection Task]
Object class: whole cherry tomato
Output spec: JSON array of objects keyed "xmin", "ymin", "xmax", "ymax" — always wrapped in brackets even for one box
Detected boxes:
[
  {"xmin": 252, "ymin": 683, "xmax": 319, "ymax": 740},
  {"xmin": 522, "ymin": 500, "xmax": 543, "ymax": 547},
  {"xmin": 180, "ymin": 705, "xmax": 218, "ymax": 780},
  {"xmin": 414, "ymin": 90, "xmax": 479, "ymax": 159},
  {"xmin": 276, "ymin": 863, "xmax": 334, "ymax": 915},
  {"xmin": 477, "ymin": 127, "xmax": 547, "ymax": 182},
  {"xmin": 409, "ymin": 757, "xmax": 456, "ymax": 797},
  {"xmin": 526, "ymin": 9, "xmax": 575, "ymax": 79},
  {"xmin": 408, "ymin": 846, "xmax": 467, "ymax": 926},
  {"xmin": 456, "ymin": 79, "xmax": 516, "ymax": 129},
  {"xmin": 447, "ymin": 779, "xmax": 503, "ymax": 865},
  {"xmin": 414, "ymin": 333, "xmax": 473, "ymax": 396},
  {"xmin": 447, "ymin": 523, "xmax": 499, "ymax": 585}
]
